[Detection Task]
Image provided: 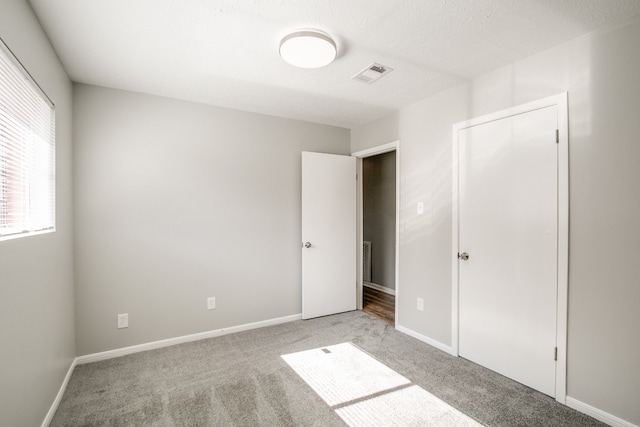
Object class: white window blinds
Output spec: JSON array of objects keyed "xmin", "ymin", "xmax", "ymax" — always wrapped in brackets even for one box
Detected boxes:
[{"xmin": 0, "ymin": 39, "xmax": 55, "ymax": 240}]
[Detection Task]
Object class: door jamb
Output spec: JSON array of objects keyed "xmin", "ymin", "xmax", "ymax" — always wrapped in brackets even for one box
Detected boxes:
[
  {"xmin": 352, "ymin": 141, "xmax": 400, "ymax": 326},
  {"xmin": 451, "ymin": 93, "xmax": 568, "ymax": 403}
]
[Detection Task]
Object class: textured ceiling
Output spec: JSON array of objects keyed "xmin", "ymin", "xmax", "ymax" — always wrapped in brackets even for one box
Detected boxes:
[{"xmin": 28, "ymin": 0, "xmax": 640, "ymax": 128}]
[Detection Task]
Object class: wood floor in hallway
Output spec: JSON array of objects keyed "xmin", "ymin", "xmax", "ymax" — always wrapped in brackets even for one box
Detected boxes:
[{"xmin": 362, "ymin": 285, "xmax": 395, "ymax": 326}]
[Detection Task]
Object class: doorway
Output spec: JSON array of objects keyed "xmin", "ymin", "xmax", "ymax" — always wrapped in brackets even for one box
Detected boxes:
[{"xmin": 353, "ymin": 142, "xmax": 400, "ymax": 327}]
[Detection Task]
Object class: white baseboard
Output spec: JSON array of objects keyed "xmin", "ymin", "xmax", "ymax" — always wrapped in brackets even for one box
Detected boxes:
[
  {"xmin": 77, "ymin": 313, "xmax": 302, "ymax": 365},
  {"xmin": 393, "ymin": 328, "xmax": 638, "ymax": 427},
  {"xmin": 566, "ymin": 396, "xmax": 638, "ymax": 427},
  {"xmin": 41, "ymin": 358, "xmax": 77, "ymax": 427},
  {"xmin": 44, "ymin": 315, "xmax": 637, "ymax": 427},
  {"xmin": 395, "ymin": 324, "xmax": 455, "ymax": 356},
  {"xmin": 43, "ymin": 313, "xmax": 302, "ymax": 426},
  {"xmin": 363, "ymin": 281, "xmax": 396, "ymax": 296},
  {"xmin": 393, "ymin": 324, "xmax": 636, "ymax": 427}
]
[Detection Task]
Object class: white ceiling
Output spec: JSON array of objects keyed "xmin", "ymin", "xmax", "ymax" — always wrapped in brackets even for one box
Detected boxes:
[{"xmin": 28, "ymin": 0, "xmax": 640, "ymax": 129}]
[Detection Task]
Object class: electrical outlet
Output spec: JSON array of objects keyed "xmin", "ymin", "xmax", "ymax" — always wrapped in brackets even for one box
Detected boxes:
[
  {"xmin": 117, "ymin": 313, "xmax": 128, "ymax": 329},
  {"xmin": 207, "ymin": 297, "xmax": 216, "ymax": 310},
  {"xmin": 417, "ymin": 298, "xmax": 424, "ymax": 312},
  {"xmin": 417, "ymin": 202, "xmax": 424, "ymax": 215}
]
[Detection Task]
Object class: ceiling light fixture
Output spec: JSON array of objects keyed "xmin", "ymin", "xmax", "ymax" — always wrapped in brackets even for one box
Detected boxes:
[{"xmin": 279, "ymin": 30, "xmax": 337, "ymax": 69}]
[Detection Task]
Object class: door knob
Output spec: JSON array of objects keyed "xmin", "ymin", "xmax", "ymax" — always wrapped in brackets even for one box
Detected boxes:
[
  {"xmin": 458, "ymin": 252, "xmax": 469, "ymax": 261},
  {"xmin": 303, "ymin": 242, "xmax": 312, "ymax": 248}
]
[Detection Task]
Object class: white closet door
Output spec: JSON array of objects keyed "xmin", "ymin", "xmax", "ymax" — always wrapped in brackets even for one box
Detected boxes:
[{"xmin": 458, "ymin": 105, "xmax": 558, "ymax": 397}]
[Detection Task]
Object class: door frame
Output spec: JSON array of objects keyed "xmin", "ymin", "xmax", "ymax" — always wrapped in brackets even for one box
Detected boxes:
[
  {"xmin": 451, "ymin": 93, "xmax": 568, "ymax": 403},
  {"xmin": 352, "ymin": 141, "xmax": 400, "ymax": 326}
]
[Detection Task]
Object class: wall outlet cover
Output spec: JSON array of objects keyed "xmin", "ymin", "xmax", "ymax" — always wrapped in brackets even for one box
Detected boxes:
[
  {"xmin": 207, "ymin": 297, "xmax": 216, "ymax": 310},
  {"xmin": 417, "ymin": 298, "xmax": 424, "ymax": 311},
  {"xmin": 117, "ymin": 313, "xmax": 128, "ymax": 329}
]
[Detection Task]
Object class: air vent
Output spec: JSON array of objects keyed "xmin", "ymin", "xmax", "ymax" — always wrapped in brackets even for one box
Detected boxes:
[
  {"xmin": 352, "ymin": 63, "xmax": 393, "ymax": 84},
  {"xmin": 363, "ymin": 241, "xmax": 372, "ymax": 283}
]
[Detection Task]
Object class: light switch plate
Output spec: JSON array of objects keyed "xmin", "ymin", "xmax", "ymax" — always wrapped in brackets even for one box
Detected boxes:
[{"xmin": 117, "ymin": 313, "xmax": 128, "ymax": 329}]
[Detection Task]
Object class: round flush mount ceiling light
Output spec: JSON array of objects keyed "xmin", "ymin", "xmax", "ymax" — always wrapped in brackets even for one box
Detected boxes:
[{"xmin": 279, "ymin": 30, "xmax": 337, "ymax": 68}]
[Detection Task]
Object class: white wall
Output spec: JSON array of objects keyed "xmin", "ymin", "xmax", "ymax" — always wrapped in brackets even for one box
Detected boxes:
[
  {"xmin": 363, "ymin": 151, "xmax": 396, "ymax": 290},
  {"xmin": 0, "ymin": 2, "xmax": 75, "ymax": 426},
  {"xmin": 73, "ymin": 84, "xmax": 350, "ymax": 355},
  {"xmin": 352, "ymin": 16, "xmax": 640, "ymax": 426}
]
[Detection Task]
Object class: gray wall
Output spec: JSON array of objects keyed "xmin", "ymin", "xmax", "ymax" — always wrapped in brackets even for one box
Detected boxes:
[
  {"xmin": 352, "ymin": 16, "xmax": 640, "ymax": 426},
  {"xmin": 0, "ymin": 1, "xmax": 75, "ymax": 427},
  {"xmin": 363, "ymin": 151, "xmax": 396, "ymax": 290},
  {"xmin": 73, "ymin": 84, "xmax": 350, "ymax": 355}
]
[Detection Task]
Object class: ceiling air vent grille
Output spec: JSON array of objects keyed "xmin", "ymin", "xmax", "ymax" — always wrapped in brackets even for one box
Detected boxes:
[{"xmin": 352, "ymin": 62, "xmax": 393, "ymax": 84}]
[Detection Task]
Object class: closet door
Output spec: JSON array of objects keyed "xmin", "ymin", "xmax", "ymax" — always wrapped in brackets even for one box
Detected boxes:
[{"xmin": 457, "ymin": 105, "xmax": 558, "ymax": 397}]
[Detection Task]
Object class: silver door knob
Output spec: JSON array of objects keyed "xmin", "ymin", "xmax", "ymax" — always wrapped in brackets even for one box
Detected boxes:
[
  {"xmin": 303, "ymin": 242, "xmax": 312, "ymax": 248},
  {"xmin": 458, "ymin": 252, "xmax": 469, "ymax": 261}
]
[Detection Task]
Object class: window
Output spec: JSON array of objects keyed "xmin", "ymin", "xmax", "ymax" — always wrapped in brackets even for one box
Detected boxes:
[{"xmin": 0, "ymin": 39, "xmax": 55, "ymax": 240}]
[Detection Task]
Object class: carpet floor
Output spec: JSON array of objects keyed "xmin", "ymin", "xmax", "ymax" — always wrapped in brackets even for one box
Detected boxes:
[{"xmin": 51, "ymin": 311, "xmax": 605, "ymax": 426}]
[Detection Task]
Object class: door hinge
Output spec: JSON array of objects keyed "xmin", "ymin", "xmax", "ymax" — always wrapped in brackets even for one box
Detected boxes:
[
  {"xmin": 554, "ymin": 347, "xmax": 558, "ymax": 361},
  {"xmin": 555, "ymin": 129, "xmax": 559, "ymax": 144}
]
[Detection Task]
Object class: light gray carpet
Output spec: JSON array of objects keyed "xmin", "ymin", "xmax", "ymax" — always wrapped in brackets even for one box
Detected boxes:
[{"xmin": 51, "ymin": 311, "xmax": 605, "ymax": 426}]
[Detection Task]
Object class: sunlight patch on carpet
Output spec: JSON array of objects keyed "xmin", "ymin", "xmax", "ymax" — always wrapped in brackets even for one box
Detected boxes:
[
  {"xmin": 335, "ymin": 384, "xmax": 482, "ymax": 426},
  {"xmin": 282, "ymin": 342, "xmax": 483, "ymax": 427},
  {"xmin": 281, "ymin": 342, "xmax": 410, "ymax": 406}
]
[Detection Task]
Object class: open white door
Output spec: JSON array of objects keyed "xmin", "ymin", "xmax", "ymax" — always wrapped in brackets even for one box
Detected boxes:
[{"xmin": 302, "ymin": 152, "xmax": 356, "ymax": 319}]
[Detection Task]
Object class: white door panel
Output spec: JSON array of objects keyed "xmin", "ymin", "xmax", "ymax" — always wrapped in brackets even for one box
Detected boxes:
[
  {"xmin": 302, "ymin": 152, "xmax": 356, "ymax": 319},
  {"xmin": 458, "ymin": 106, "xmax": 558, "ymax": 397}
]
